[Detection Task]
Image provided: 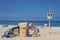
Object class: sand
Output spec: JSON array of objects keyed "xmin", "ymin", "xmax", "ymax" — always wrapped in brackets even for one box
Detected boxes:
[{"xmin": 0, "ymin": 27, "xmax": 60, "ymax": 40}]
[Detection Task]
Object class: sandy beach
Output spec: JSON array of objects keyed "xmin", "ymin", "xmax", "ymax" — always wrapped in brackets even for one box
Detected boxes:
[{"xmin": 0, "ymin": 26, "xmax": 60, "ymax": 40}]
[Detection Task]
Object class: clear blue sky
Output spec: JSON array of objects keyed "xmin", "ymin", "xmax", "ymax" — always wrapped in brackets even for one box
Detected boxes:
[{"xmin": 0, "ymin": 0, "xmax": 60, "ymax": 21}]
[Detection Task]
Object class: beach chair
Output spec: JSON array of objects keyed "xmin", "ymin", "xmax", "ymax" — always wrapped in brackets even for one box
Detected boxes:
[{"xmin": 18, "ymin": 22, "xmax": 28, "ymax": 37}]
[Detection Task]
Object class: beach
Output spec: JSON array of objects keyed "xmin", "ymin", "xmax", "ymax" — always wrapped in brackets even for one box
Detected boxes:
[
  {"xmin": 0, "ymin": 26, "xmax": 60, "ymax": 40},
  {"xmin": 0, "ymin": 0, "xmax": 60, "ymax": 40}
]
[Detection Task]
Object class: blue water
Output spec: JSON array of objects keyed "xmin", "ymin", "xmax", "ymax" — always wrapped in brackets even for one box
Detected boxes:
[{"xmin": 0, "ymin": 21, "xmax": 60, "ymax": 26}]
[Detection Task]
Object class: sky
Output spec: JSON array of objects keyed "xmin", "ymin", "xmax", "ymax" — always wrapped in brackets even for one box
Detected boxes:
[{"xmin": 0, "ymin": 0, "xmax": 60, "ymax": 21}]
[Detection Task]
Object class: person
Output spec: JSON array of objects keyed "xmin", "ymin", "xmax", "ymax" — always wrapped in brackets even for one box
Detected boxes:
[
  {"xmin": 29, "ymin": 23, "xmax": 34, "ymax": 30},
  {"xmin": 34, "ymin": 26, "xmax": 39, "ymax": 32},
  {"xmin": 29, "ymin": 23, "xmax": 39, "ymax": 32},
  {"xmin": 33, "ymin": 25, "xmax": 40, "ymax": 37},
  {"xmin": 28, "ymin": 23, "xmax": 40, "ymax": 37}
]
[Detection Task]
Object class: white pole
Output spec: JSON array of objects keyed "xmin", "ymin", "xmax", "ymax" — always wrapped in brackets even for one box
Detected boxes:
[{"xmin": 49, "ymin": 19, "xmax": 50, "ymax": 27}]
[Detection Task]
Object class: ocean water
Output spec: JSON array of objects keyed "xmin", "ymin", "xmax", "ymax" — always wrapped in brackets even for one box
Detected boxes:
[{"xmin": 0, "ymin": 21, "xmax": 60, "ymax": 26}]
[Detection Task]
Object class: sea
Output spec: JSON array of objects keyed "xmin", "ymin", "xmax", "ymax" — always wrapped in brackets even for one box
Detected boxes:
[{"xmin": 0, "ymin": 21, "xmax": 60, "ymax": 27}]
